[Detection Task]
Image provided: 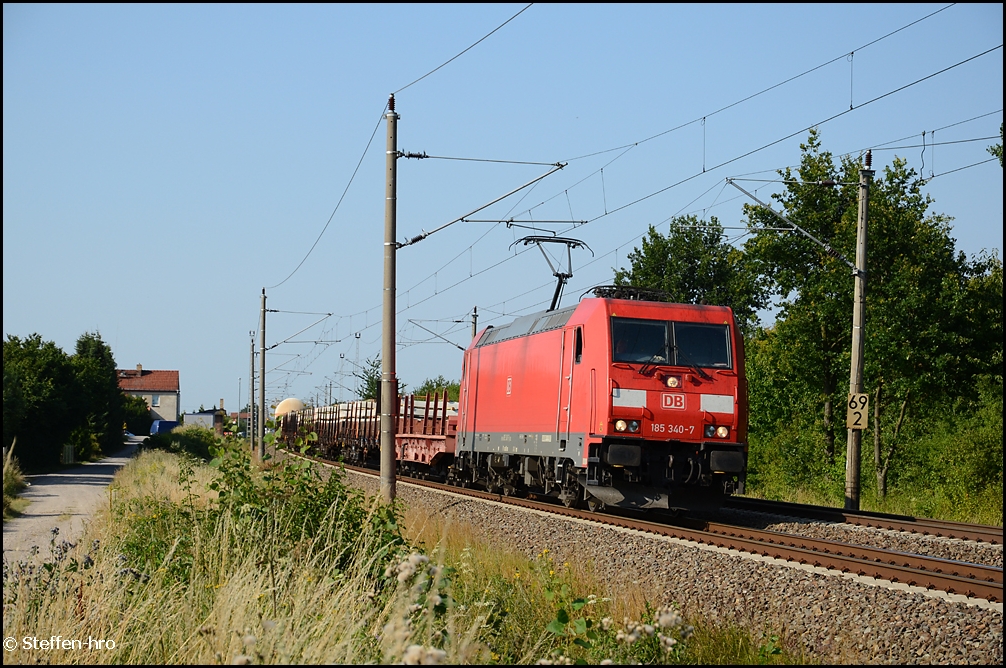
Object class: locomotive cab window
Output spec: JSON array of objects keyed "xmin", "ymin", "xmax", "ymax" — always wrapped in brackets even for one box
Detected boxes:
[
  {"xmin": 673, "ymin": 323, "xmax": 732, "ymax": 369},
  {"xmin": 574, "ymin": 327, "xmax": 583, "ymax": 364},
  {"xmin": 611, "ymin": 318, "xmax": 668, "ymax": 363}
]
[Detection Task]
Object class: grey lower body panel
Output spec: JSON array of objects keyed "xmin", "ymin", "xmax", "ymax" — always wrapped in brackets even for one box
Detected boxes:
[{"xmin": 463, "ymin": 431, "xmax": 586, "ymax": 458}]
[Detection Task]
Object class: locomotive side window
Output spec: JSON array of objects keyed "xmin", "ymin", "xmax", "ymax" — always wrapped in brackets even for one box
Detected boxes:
[
  {"xmin": 672, "ymin": 323, "xmax": 732, "ymax": 369},
  {"xmin": 575, "ymin": 327, "xmax": 583, "ymax": 364},
  {"xmin": 611, "ymin": 318, "xmax": 668, "ymax": 363}
]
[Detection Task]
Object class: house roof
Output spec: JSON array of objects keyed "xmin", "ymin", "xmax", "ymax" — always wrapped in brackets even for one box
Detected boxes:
[{"xmin": 118, "ymin": 368, "xmax": 179, "ymax": 393}]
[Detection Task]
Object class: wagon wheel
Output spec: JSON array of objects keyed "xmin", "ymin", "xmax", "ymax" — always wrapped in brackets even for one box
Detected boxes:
[{"xmin": 586, "ymin": 496, "xmax": 605, "ymax": 513}]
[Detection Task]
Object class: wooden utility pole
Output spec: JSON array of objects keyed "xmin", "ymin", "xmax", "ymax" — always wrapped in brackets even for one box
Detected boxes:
[
  {"xmin": 845, "ymin": 150, "xmax": 874, "ymax": 510},
  {"xmin": 380, "ymin": 94, "xmax": 399, "ymax": 503},
  {"xmin": 249, "ymin": 335, "xmax": 256, "ymax": 453},
  {"xmin": 259, "ymin": 288, "xmax": 267, "ymax": 460}
]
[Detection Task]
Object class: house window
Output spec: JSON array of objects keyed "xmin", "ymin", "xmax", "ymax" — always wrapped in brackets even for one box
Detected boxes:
[{"xmin": 151, "ymin": 394, "xmax": 160, "ymax": 407}]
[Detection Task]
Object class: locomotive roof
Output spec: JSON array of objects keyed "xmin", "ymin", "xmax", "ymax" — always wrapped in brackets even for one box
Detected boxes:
[
  {"xmin": 474, "ymin": 297, "xmax": 734, "ymax": 348},
  {"xmin": 476, "ymin": 304, "xmax": 577, "ymax": 347}
]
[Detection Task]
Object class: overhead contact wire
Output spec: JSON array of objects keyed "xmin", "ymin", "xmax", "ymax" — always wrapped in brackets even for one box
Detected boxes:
[
  {"xmin": 561, "ymin": 3, "xmax": 956, "ymax": 163},
  {"xmin": 268, "ymin": 107, "xmax": 387, "ymax": 290},
  {"xmin": 394, "ymin": 4, "xmax": 534, "ymax": 94},
  {"xmin": 574, "ymin": 44, "xmax": 1003, "ymax": 229}
]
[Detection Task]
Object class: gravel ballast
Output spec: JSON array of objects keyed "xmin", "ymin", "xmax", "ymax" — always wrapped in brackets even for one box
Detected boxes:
[{"xmin": 341, "ymin": 468, "xmax": 1003, "ymax": 665}]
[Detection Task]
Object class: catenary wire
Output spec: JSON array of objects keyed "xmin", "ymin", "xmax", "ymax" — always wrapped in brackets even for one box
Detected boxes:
[
  {"xmin": 267, "ymin": 5, "xmax": 535, "ymax": 290},
  {"xmin": 267, "ymin": 107, "xmax": 387, "ymax": 290},
  {"xmin": 560, "ymin": 3, "xmax": 957, "ymax": 163},
  {"xmin": 308, "ymin": 46, "xmax": 1004, "ymax": 352},
  {"xmin": 302, "ymin": 8, "xmax": 977, "ymax": 328},
  {"xmin": 570, "ymin": 44, "xmax": 1002, "ymax": 229},
  {"xmin": 278, "ymin": 46, "xmax": 1001, "ymax": 391},
  {"xmin": 394, "ymin": 4, "xmax": 533, "ymax": 94}
]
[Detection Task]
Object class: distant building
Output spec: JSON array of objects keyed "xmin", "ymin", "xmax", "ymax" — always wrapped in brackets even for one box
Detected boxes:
[
  {"xmin": 183, "ymin": 400, "xmax": 226, "ymax": 437},
  {"xmin": 182, "ymin": 410, "xmax": 225, "ymax": 436},
  {"xmin": 117, "ymin": 364, "xmax": 180, "ymax": 421}
]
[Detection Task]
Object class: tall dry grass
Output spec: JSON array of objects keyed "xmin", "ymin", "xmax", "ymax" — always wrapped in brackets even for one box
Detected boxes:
[
  {"xmin": 3, "ymin": 450, "xmax": 494, "ymax": 664},
  {"xmin": 3, "ymin": 448, "xmax": 800, "ymax": 664}
]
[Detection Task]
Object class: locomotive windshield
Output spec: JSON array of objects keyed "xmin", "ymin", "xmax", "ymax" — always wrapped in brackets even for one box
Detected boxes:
[
  {"xmin": 611, "ymin": 318, "xmax": 732, "ymax": 369},
  {"xmin": 612, "ymin": 318, "xmax": 668, "ymax": 363},
  {"xmin": 673, "ymin": 322, "xmax": 732, "ymax": 368}
]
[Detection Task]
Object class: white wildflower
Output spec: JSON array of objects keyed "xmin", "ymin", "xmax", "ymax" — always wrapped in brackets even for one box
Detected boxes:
[
  {"xmin": 402, "ymin": 644, "xmax": 446, "ymax": 665},
  {"xmin": 657, "ymin": 605, "xmax": 683, "ymax": 629},
  {"xmin": 397, "ymin": 563, "xmax": 416, "ymax": 583},
  {"xmin": 658, "ymin": 632, "xmax": 678, "ymax": 652}
]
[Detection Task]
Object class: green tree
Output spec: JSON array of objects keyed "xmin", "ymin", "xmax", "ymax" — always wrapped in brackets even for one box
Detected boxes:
[
  {"xmin": 353, "ymin": 357, "xmax": 408, "ymax": 401},
  {"xmin": 71, "ymin": 331, "xmax": 125, "ymax": 458},
  {"xmin": 123, "ymin": 393, "xmax": 154, "ymax": 435},
  {"xmin": 3, "ymin": 334, "xmax": 78, "ymax": 470},
  {"xmin": 354, "ymin": 357, "xmax": 382, "ymax": 400},
  {"xmin": 744, "ymin": 130, "xmax": 1002, "ymax": 498},
  {"xmin": 614, "ymin": 215, "xmax": 767, "ymax": 338},
  {"xmin": 413, "ymin": 375, "xmax": 460, "ymax": 402},
  {"xmin": 989, "ymin": 122, "xmax": 1003, "ymax": 167},
  {"xmin": 742, "ymin": 131, "xmax": 858, "ymax": 463}
]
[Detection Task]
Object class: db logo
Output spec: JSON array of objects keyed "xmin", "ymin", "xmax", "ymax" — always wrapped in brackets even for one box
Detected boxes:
[{"xmin": 662, "ymin": 393, "xmax": 686, "ymax": 410}]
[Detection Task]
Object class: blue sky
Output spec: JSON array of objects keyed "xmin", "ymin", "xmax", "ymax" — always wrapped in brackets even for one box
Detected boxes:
[{"xmin": 4, "ymin": 4, "xmax": 1002, "ymax": 413}]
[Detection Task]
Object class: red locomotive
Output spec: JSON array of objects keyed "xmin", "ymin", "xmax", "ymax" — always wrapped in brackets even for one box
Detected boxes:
[{"xmin": 281, "ymin": 291, "xmax": 748, "ymax": 511}]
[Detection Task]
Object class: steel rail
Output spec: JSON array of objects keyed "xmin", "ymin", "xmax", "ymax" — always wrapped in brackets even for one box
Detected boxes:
[
  {"xmin": 725, "ymin": 497, "xmax": 1004, "ymax": 545},
  {"xmin": 285, "ymin": 449, "xmax": 1002, "ymax": 603},
  {"xmin": 701, "ymin": 521, "xmax": 1002, "ymax": 586}
]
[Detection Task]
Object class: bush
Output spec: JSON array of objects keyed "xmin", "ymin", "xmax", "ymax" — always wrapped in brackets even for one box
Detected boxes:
[
  {"xmin": 748, "ymin": 375, "xmax": 1004, "ymax": 524},
  {"xmin": 145, "ymin": 425, "xmax": 220, "ymax": 461},
  {"xmin": 3, "ymin": 451, "xmax": 27, "ymax": 518}
]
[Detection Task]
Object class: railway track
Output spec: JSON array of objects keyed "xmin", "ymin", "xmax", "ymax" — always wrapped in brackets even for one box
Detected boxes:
[
  {"xmin": 725, "ymin": 496, "xmax": 1004, "ymax": 545},
  {"xmin": 288, "ymin": 450, "xmax": 1003, "ymax": 603}
]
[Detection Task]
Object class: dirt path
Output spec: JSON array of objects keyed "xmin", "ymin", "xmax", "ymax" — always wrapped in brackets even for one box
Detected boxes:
[{"xmin": 2, "ymin": 439, "xmax": 139, "ymax": 567}]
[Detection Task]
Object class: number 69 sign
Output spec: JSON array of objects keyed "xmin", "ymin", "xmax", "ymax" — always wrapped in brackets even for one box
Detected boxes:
[{"xmin": 846, "ymin": 393, "xmax": 869, "ymax": 429}]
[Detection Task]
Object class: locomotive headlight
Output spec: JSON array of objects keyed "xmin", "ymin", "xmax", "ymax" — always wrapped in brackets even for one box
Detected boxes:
[
  {"xmin": 628, "ymin": 420, "xmax": 640, "ymax": 433},
  {"xmin": 716, "ymin": 426, "xmax": 730, "ymax": 439},
  {"xmin": 704, "ymin": 425, "xmax": 731, "ymax": 438},
  {"xmin": 615, "ymin": 419, "xmax": 628, "ymax": 432},
  {"xmin": 664, "ymin": 375, "xmax": 682, "ymax": 388}
]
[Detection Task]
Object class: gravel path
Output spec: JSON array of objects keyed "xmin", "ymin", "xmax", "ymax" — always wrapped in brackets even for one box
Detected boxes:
[
  {"xmin": 338, "ymin": 467, "xmax": 1003, "ymax": 665},
  {"xmin": 2, "ymin": 441, "xmax": 139, "ymax": 567}
]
